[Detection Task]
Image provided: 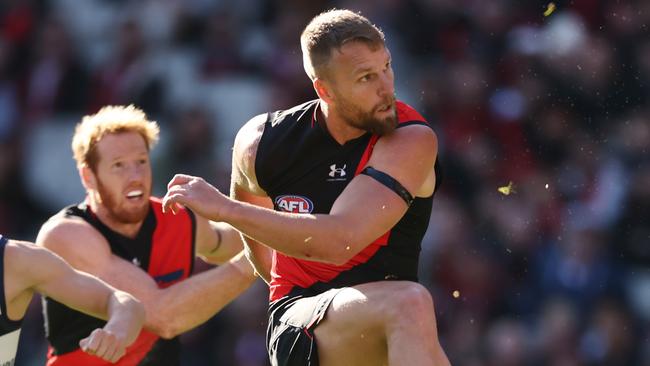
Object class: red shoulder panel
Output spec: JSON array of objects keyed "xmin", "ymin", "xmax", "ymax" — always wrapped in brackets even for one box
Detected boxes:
[
  {"xmin": 396, "ymin": 100, "xmax": 427, "ymax": 124},
  {"xmin": 150, "ymin": 197, "xmax": 194, "ymax": 288}
]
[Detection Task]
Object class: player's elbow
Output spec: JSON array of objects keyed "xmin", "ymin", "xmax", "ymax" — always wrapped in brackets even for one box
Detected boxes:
[
  {"xmin": 144, "ymin": 306, "xmax": 182, "ymax": 339},
  {"xmin": 148, "ymin": 318, "xmax": 181, "ymax": 339},
  {"xmin": 158, "ymin": 326, "xmax": 180, "ymax": 340}
]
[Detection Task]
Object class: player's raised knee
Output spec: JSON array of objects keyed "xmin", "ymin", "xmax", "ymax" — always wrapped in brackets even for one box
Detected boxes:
[{"xmin": 387, "ymin": 282, "xmax": 435, "ymax": 319}]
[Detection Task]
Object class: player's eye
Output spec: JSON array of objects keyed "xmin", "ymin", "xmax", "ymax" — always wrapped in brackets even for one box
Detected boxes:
[{"xmin": 359, "ymin": 74, "xmax": 374, "ymax": 82}]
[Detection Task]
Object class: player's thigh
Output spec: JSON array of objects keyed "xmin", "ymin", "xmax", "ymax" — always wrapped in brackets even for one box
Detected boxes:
[{"xmin": 314, "ymin": 281, "xmax": 430, "ymax": 366}]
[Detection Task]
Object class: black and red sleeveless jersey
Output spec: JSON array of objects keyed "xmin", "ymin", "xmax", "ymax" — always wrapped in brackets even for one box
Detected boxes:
[
  {"xmin": 256, "ymin": 100, "xmax": 441, "ymax": 302},
  {"xmin": 0, "ymin": 235, "xmax": 22, "ymax": 365},
  {"xmin": 43, "ymin": 197, "xmax": 196, "ymax": 366}
]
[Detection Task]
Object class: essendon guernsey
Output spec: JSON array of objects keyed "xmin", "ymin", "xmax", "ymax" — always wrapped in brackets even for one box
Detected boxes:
[
  {"xmin": 43, "ymin": 198, "xmax": 195, "ymax": 366},
  {"xmin": 255, "ymin": 100, "xmax": 441, "ymax": 301}
]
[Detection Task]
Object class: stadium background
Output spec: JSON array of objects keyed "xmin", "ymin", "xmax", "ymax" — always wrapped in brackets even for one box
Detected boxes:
[{"xmin": 1, "ymin": 0, "xmax": 649, "ymax": 365}]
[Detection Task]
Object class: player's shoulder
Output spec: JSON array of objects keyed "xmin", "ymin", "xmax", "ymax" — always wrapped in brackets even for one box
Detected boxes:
[
  {"xmin": 271, "ymin": 100, "xmax": 318, "ymax": 126},
  {"xmin": 40, "ymin": 213, "xmax": 96, "ymax": 238},
  {"xmin": 38, "ymin": 213, "xmax": 106, "ymax": 253},
  {"xmin": 396, "ymin": 100, "xmax": 428, "ymax": 124},
  {"xmin": 238, "ymin": 113, "xmax": 268, "ymax": 139},
  {"xmin": 37, "ymin": 214, "xmax": 113, "ymax": 271},
  {"xmin": 393, "ymin": 101, "xmax": 436, "ymax": 138},
  {"xmin": 235, "ymin": 113, "xmax": 267, "ymax": 155},
  {"xmin": 376, "ymin": 104, "xmax": 437, "ymax": 156},
  {"xmin": 389, "ymin": 124, "xmax": 437, "ymax": 146}
]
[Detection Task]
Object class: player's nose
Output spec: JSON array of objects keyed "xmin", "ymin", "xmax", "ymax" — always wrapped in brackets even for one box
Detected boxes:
[{"xmin": 378, "ymin": 73, "xmax": 394, "ymax": 98}]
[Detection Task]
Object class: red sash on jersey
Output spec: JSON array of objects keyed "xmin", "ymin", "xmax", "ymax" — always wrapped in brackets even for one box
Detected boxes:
[{"xmin": 46, "ymin": 198, "xmax": 195, "ymax": 365}]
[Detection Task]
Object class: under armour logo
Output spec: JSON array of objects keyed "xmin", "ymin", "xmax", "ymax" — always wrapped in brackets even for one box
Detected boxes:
[{"xmin": 329, "ymin": 164, "xmax": 347, "ymax": 178}]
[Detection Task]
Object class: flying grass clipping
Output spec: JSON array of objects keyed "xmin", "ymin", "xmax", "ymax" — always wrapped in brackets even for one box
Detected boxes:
[{"xmin": 544, "ymin": 2, "xmax": 556, "ymax": 17}]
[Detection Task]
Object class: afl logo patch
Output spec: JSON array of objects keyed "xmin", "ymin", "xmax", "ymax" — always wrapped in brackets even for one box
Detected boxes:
[{"xmin": 275, "ymin": 195, "xmax": 314, "ymax": 213}]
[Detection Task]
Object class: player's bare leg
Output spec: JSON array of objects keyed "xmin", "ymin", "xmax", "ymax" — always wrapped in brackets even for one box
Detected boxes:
[{"xmin": 314, "ymin": 281, "xmax": 450, "ymax": 366}]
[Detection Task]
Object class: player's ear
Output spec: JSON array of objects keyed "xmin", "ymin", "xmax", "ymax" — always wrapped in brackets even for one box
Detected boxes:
[
  {"xmin": 79, "ymin": 164, "xmax": 97, "ymax": 191},
  {"xmin": 313, "ymin": 78, "xmax": 334, "ymax": 104}
]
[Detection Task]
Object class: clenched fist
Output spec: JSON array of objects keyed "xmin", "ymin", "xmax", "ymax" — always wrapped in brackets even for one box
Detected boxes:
[{"xmin": 79, "ymin": 328, "xmax": 128, "ymax": 363}]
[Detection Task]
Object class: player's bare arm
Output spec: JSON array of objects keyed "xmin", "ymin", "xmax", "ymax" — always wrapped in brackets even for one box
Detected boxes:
[
  {"xmin": 37, "ymin": 217, "xmax": 255, "ymax": 339},
  {"xmin": 230, "ymin": 113, "xmax": 274, "ymax": 282},
  {"xmin": 5, "ymin": 240, "xmax": 144, "ymax": 363},
  {"xmin": 163, "ymin": 124, "xmax": 437, "ymax": 265},
  {"xmin": 194, "ymin": 217, "xmax": 257, "ymax": 287},
  {"xmin": 193, "ymin": 215, "xmax": 244, "ymax": 265}
]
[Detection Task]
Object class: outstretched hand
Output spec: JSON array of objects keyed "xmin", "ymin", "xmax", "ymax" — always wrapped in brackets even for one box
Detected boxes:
[
  {"xmin": 163, "ymin": 174, "xmax": 229, "ymax": 221},
  {"xmin": 79, "ymin": 328, "xmax": 127, "ymax": 363}
]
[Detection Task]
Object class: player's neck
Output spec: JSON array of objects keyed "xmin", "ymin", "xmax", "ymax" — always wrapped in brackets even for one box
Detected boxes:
[
  {"xmin": 320, "ymin": 102, "xmax": 366, "ymax": 145},
  {"xmin": 88, "ymin": 199, "xmax": 145, "ymax": 239}
]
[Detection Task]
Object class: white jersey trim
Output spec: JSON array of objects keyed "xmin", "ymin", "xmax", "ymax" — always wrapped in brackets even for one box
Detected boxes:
[{"xmin": 0, "ymin": 328, "xmax": 20, "ymax": 365}]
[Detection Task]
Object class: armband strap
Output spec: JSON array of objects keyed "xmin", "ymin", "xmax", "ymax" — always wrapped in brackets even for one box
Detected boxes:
[{"xmin": 360, "ymin": 167, "xmax": 414, "ymax": 206}]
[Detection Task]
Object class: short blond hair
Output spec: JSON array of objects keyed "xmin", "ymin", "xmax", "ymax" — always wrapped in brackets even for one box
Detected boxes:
[
  {"xmin": 72, "ymin": 105, "xmax": 159, "ymax": 170},
  {"xmin": 301, "ymin": 9, "xmax": 385, "ymax": 80}
]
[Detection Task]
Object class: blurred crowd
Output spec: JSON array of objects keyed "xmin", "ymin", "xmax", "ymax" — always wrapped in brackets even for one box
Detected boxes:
[{"xmin": 2, "ymin": 0, "xmax": 649, "ymax": 365}]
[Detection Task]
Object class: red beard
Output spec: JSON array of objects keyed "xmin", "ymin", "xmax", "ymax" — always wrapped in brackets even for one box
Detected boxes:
[{"xmin": 96, "ymin": 179, "xmax": 150, "ymax": 224}]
